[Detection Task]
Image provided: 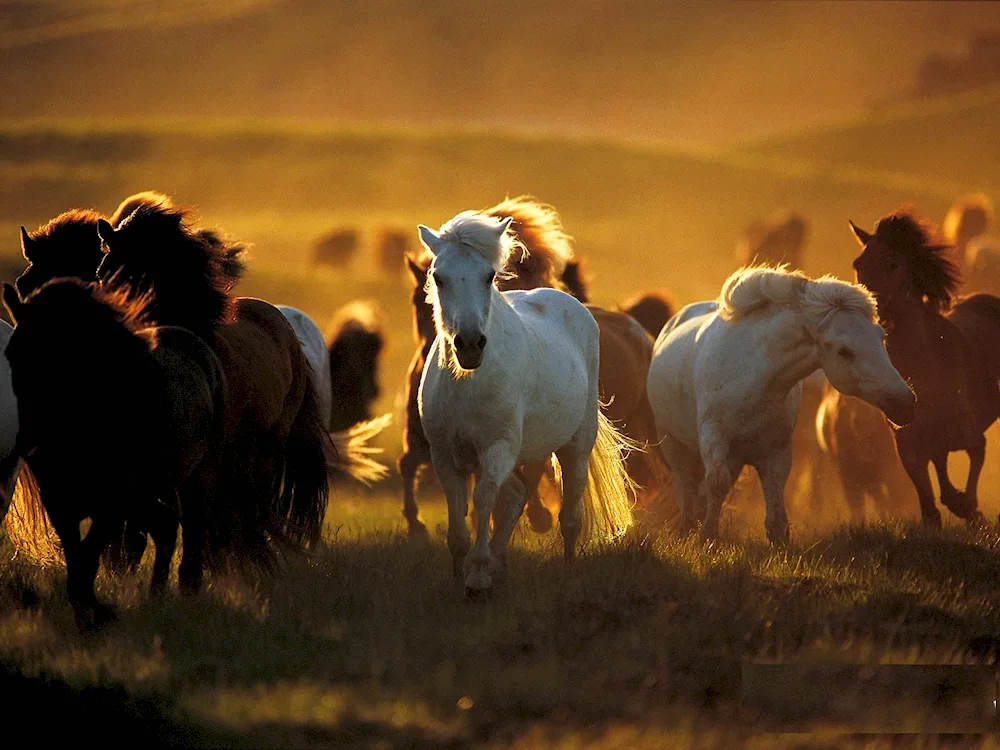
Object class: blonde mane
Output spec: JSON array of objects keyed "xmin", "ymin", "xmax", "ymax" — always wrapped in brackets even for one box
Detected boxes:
[
  {"xmin": 718, "ymin": 265, "xmax": 877, "ymax": 331},
  {"xmin": 432, "ymin": 210, "xmax": 526, "ymax": 275},
  {"xmin": 483, "ymin": 195, "xmax": 574, "ymax": 283}
]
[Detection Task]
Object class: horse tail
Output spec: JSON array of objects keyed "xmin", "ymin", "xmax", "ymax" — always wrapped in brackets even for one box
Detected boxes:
[
  {"xmin": 2, "ymin": 462, "xmax": 63, "ymax": 566},
  {"xmin": 814, "ymin": 386, "xmax": 838, "ymax": 454},
  {"xmin": 278, "ymin": 373, "xmax": 331, "ymax": 549},
  {"xmin": 580, "ymin": 410, "xmax": 638, "ymax": 543},
  {"xmin": 329, "ymin": 413, "xmax": 392, "ymax": 485}
]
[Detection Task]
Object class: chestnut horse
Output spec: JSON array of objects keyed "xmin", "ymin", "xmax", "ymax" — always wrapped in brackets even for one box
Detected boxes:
[{"xmin": 850, "ymin": 209, "xmax": 1000, "ymax": 525}]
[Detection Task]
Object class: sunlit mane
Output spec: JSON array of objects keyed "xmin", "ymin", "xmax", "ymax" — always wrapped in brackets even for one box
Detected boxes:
[
  {"xmin": 483, "ymin": 195, "xmax": 573, "ymax": 283},
  {"xmin": 433, "ymin": 210, "xmax": 525, "ymax": 275},
  {"xmin": 719, "ymin": 264, "xmax": 877, "ymax": 329}
]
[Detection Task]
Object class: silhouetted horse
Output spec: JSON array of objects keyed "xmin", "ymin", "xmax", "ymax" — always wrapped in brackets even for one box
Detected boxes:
[
  {"xmin": 618, "ymin": 289, "xmax": 676, "ymax": 339},
  {"xmin": 325, "ymin": 300, "xmax": 384, "ymax": 433},
  {"xmin": 736, "ymin": 209, "xmax": 809, "ymax": 270},
  {"xmin": 851, "ymin": 209, "xmax": 1000, "ymax": 525},
  {"xmin": 96, "ymin": 203, "xmax": 338, "ymax": 573},
  {"xmin": 2, "ymin": 279, "xmax": 226, "ymax": 629},
  {"xmin": 312, "ymin": 228, "xmax": 359, "ymax": 269}
]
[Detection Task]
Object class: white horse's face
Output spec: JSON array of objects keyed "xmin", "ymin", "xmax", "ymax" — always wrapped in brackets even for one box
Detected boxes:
[
  {"xmin": 421, "ymin": 235, "xmax": 496, "ymax": 371},
  {"xmin": 817, "ymin": 312, "xmax": 915, "ymax": 426}
]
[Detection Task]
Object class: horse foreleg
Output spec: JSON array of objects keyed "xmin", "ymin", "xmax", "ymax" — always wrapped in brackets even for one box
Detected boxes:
[
  {"xmin": 64, "ymin": 516, "xmax": 117, "ymax": 630},
  {"xmin": 931, "ymin": 451, "xmax": 964, "ymax": 516},
  {"xmin": 398, "ymin": 449, "xmax": 429, "ymax": 539},
  {"xmin": 755, "ymin": 442, "xmax": 794, "ymax": 545},
  {"xmin": 488, "ymin": 470, "xmax": 529, "ymax": 579},
  {"xmin": 897, "ymin": 441, "xmax": 941, "ymax": 528},
  {"xmin": 467, "ymin": 447, "xmax": 516, "ymax": 593},
  {"xmin": 961, "ymin": 436, "xmax": 986, "ymax": 524},
  {"xmin": 431, "ymin": 456, "xmax": 470, "ymax": 582},
  {"xmin": 145, "ymin": 491, "xmax": 180, "ymax": 596}
]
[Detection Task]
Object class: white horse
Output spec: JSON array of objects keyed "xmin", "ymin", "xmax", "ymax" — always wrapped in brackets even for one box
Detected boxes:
[
  {"xmin": 0, "ymin": 319, "xmax": 21, "ymax": 520},
  {"xmin": 647, "ymin": 266, "xmax": 915, "ymax": 544},
  {"xmin": 417, "ymin": 211, "xmax": 634, "ymax": 593},
  {"xmin": 277, "ymin": 304, "xmax": 389, "ymax": 484},
  {"xmin": 276, "ymin": 305, "xmax": 332, "ymax": 428}
]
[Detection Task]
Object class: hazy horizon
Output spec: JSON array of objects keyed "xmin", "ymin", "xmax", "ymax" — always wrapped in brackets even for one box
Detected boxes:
[{"xmin": 2, "ymin": 0, "xmax": 998, "ymax": 147}]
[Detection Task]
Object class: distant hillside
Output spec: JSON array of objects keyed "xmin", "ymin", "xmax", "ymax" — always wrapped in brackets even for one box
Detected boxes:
[
  {"xmin": 735, "ymin": 84, "xmax": 1000, "ymax": 194},
  {"xmin": 0, "ymin": 117, "xmax": 990, "ymax": 308}
]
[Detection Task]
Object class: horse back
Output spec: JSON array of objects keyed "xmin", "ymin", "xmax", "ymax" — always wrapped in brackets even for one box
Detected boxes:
[
  {"xmin": 587, "ymin": 305, "xmax": 653, "ymax": 424},
  {"xmin": 947, "ymin": 293, "xmax": 1000, "ymax": 421},
  {"xmin": 213, "ymin": 298, "xmax": 307, "ymax": 437}
]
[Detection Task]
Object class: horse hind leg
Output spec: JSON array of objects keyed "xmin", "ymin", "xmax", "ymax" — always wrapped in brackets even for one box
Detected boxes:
[
  {"xmin": 145, "ymin": 491, "xmax": 180, "ymax": 596},
  {"xmin": 898, "ymin": 443, "xmax": 942, "ymax": 528},
  {"xmin": 698, "ymin": 422, "xmax": 739, "ymax": 541},
  {"xmin": 521, "ymin": 459, "xmax": 555, "ymax": 533},
  {"xmin": 754, "ymin": 442, "xmax": 794, "ymax": 545}
]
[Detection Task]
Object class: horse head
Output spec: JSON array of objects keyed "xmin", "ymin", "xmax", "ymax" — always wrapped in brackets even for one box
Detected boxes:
[
  {"xmin": 814, "ymin": 302, "xmax": 915, "ymax": 428},
  {"xmin": 418, "ymin": 214, "xmax": 513, "ymax": 371}
]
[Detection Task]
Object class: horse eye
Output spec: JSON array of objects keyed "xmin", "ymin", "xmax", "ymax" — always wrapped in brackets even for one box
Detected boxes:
[{"xmin": 838, "ymin": 346, "xmax": 855, "ymax": 362}]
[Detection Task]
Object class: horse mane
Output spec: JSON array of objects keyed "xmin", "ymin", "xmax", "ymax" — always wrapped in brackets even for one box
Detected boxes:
[
  {"xmin": 482, "ymin": 195, "xmax": 575, "ymax": 290},
  {"xmin": 114, "ymin": 192, "xmax": 248, "ymax": 285},
  {"xmin": 431, "ymin": 210, "xmax": 525, "ymax": 275},
  {"xmin": 25, "ymin": 277, "xmax": 156, "ymax": 342},
  {"xmin": 719, "ymin": 264, "xmax": 877, "ymax": 329},
  {"xmin": 943, "ymin": 192, "xmax": 994, "ymax": 249},
  {"xmin": 560, "ymin": 258, "xmax": 591, "ymax": 302},
  {"xmin": 873, "ymin": 209, "xmax": 961, "ymax": 311},
  {"xmin": 106, "ymin": 202, "xmax": 245, "ymax": 331}
]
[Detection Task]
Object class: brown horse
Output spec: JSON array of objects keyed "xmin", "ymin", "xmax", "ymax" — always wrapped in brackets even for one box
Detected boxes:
[
  {"xmin": 618, "ymin": 289, "xmax": 676, "ymax": 339},
  {"xmin": 398, "ymin": 196, "xmax": 671, "ymax": 536},
  {"xmin": 96, "ymin": 202, "xmax": 334, "ymax": 577},
  {"xmin": 850, "ymin": 208, "xmax": 1000, "ymax": 526},
  {"xmin": 325, "ymin": 300, "xmax": 385, "ymax": 432},
  {"xmin": 815, "ymin": 381, "xmax": 917, "ymax": 523},
  {"xmin": 736, "ymin": 209, "xmax": 809, "ymax": 270}
]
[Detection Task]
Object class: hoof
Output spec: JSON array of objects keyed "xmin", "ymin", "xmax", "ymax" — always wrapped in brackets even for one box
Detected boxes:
[
  {"xmin": 526, "ymin": 504, "xmax": 554, "ymax": 533},
  {"xmin": 464, "ymin": 566, "xmax": 493, "ymax": 595},
  {"xmin": 407, "ymin": 520, "xmax": 430, "ymax": 542},
  {"xmin": 920, "ymin": 510, "xmax": 943, "ymax": 529},
  {"xmin": 943, "ymin": 491, "xmax": 978, "ymax": 520}
]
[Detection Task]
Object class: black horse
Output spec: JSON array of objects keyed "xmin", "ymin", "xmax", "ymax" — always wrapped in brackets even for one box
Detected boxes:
[{"xmin": 3, "ymin": 279, "xmax": 227, "ymax": 629}]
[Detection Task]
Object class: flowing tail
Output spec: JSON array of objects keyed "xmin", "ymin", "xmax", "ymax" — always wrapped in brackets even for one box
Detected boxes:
[
  {"xmin": 277, "ymin": 374, "xmax": 331, "ymax": 550},
  {"xmin": 329, "ymin": 413, "xmax": 392, "ymax": 485},
  {"xmin": 580, "ymin": 410, "xmax": 639, "ymax": 542},
  {"xmin": 2, "ymin": 463, "xmax": 63, "ymax": 566}
]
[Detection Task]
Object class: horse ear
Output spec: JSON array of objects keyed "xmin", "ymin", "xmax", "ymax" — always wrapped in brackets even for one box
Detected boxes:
[
  {"xmin": 2, "ymin": 283, "xmax": 23, "ymax": 325},
  {"xmin": 417, "ymin": 225, "xmax": 441, "ymax": 255},
  {"xmin": 96, "ymin": 218, "xmax": 116, "ymax": 248},
  {"xmin": 849, "ymin": 220, "xmax": 872, "ymax": 247},
  {"xmin": 405, "ymin": 254, "xmax": 426, "ymax": 283},
  {"xmin": 19, "ymin": 226, "xmax": 34, "ymax": 261},
  {"xmin": 496, "ymin": 216, "xmax": 513, "ymax": 236}
]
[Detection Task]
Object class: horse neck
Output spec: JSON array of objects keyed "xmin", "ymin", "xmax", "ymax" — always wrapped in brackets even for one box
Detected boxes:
[{"xmin": 753, "ymin": 307, "xmax": 820, "ymax": 404}]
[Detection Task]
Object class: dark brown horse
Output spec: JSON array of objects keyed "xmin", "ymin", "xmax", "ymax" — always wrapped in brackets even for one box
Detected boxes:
[
  {"xmin": 96, "ymin": 203, "xmax": 335, "ymax": 573},
  {"xmin": 325, "ymin": 300, "xmax": 384, "ymax": 433},
  {"xmin": 618, "ymin": 289, "xmax": 676, "ymax": 339},
  {"xmin": 398, "ymin": 196, "xmax": 671, "ymax": 536},
  {"xmin": 850, "ymin": 209, "xmax": 1000, "ymax": 525},
  {"xmin": 2, "ymin": 279, "xmax": 226, "ymax": 629}
]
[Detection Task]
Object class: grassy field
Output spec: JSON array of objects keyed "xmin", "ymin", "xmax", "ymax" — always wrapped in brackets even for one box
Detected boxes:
[{"xmin": 3, "ymin": 90, "xmax": 1000, "ymax": 746}]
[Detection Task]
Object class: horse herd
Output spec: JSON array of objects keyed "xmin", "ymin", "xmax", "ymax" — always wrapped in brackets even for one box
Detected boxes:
[{"xmin": 2, "ymin": 190, "xmax": 999, "ymax": 623}]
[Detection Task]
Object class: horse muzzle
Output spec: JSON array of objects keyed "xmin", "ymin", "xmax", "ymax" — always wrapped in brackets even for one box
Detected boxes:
[
  {"xmin": 453, "ymin": 333, "xmax": 487, "ymax": 370},
  {"xmin": 881, "ymin": 390, "xmax": 916, "ymax": 427}
]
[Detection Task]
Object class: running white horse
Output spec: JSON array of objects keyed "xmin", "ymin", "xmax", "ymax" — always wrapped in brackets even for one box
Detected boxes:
[
  {"xmin": 0, "ymin": 319, "xmax": 21, "ymax": 519},
  {"xmin": 417, "ymin": 211, "xmax": 634, "ymax": 594},
  {"xmin": 647, "ymin": 265, "xmax": 915, "ymax": 544}
]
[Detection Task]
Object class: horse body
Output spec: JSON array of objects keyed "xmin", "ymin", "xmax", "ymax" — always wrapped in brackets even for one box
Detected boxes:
[
  {"xmin": 325, "ymin": 300, "xmax": 384, "ymax": 433},
  {"xmin": 3, "ymin": 280, "xmax": 225, "ymax": 628},
  {"xmin": 276, "ymin": 304, "xmax": 333, "ymax": 430},
  {"xmin": 417, "ymin": 212, "xmax": 633, "ymax": 593},
  {"xmin": 0, "ymin": 320, "xmax": 20, "ymax": 517},
  {"xmin": 618, "ymin": 290, "xmax": 676, "ymax": 339},
  {"xmin": 851, "ymin": 211, "xmax": 1000, "ymax": 525},
  {"xmin": 648, "ymin": 266, "xmax": 914, "ymax": 543}
]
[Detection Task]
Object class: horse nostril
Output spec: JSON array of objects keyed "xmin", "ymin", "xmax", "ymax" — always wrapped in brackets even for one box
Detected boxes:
[
  {"xmin": 454, "ymin": 335, "xmax": 465, "ymax": 349},
  {"xmin": 477, "ymin": 335, "xmax": 487, "ymax": 349}
]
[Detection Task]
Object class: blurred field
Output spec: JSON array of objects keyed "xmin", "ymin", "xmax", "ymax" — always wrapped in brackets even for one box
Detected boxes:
[{"xmin": 3, "ymin": 87, "xmax": 1000, "ymax": 746}]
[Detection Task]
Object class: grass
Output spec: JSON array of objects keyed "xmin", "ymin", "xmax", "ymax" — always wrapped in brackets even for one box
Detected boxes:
[{"xmin": 5, "ymin": 486, "xmax": 1000, "ymax": 747}]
